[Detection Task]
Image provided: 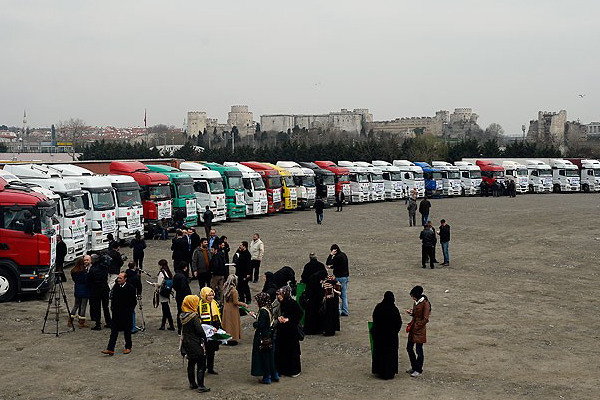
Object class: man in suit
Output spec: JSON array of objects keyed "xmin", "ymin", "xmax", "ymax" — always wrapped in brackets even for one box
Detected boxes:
[
  {"xmin": 102, "ymin": 272, "xmax": 137, "ymax": 355},
  {"xmin": 171, "ymin": 229, "xmax": 190, "ymax": 272}
]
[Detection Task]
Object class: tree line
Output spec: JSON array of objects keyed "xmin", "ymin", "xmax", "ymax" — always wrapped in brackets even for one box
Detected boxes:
[{"xmin": 80, "ymin": 135, "xmax": 562, "ymax": 164}]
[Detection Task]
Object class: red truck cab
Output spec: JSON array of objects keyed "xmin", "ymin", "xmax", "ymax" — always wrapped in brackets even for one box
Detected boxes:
[
  {"xmin": 109, "ymin": 161, "xmax": 173, "ymax": 233},
  {"xmin": 476, "ymin": 160, "xmax": 505, "ymax": 187},
  {"xmin": 240, "ymin": 162, "xmax": 283, "ymax": 213},
  {"xmin": 0, "ymin": 177, "xmax": 56, "ymax": 301},
  {"xmin": 315, "ymin": 161, "xmax": 351, "ymax": 198}
]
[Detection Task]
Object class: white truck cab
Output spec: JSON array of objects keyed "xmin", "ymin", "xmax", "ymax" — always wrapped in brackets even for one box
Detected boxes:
[
  {"xmin": 354, "ymin": 161, "xmax": 385, "ymax": 201},
  {"xmin": 549, "ymin": 159, "xmax": 581, "ymax": 193},
  {"xmin": 338, "ymin": 161, "xmax": 370, "ymax": 203},
  {"xmin": 47, "ymin": 164, "xmax": 117, "ymax": 252},
  {"xmin": 372, "ymin": 161, "xmax": 404, "ymax": 200},
  {"xmin": 392, "ymin": 160, "xmax": 425, "ymax": 198},
  {"xmin": 180, "ymin": 162, "xmax": 228, "ymax": 221},
  {"xmin": 501, "ymin": 161, "xmax": 529, "ymax": 194},
  {"xmin": 4, "ymin": 164, "xmax": 88, "ymax": 260},
  {"xmin": 104, "ymin": 175, "xmax": 144, "ymax": 241},
  {"xmin": 525, "ymin": 160, "xmax": 553, "ymax": 193},
  {"xmin": 276, "ymin": 162, "xmax": 317, "ymax": 209},
  {"xmin": 431, "ymin": 161, "xmax": 462, "ymax": 196},
  {"xmin": 222, "ymin": 162, "xmax": 268, "ymax": 216},
  {"xmin": 576, "ymin": 159, "xmax": 600, "ymax": 192},
  {"xmin": 453, "ymin": 161, "xmax": 482, "ymax": 196}
]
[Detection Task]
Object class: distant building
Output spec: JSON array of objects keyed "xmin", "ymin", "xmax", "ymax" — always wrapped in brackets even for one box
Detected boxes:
[
  {"xmin": 260, "ymin": 109, "xmax": 373, "ymax": 135},
  {"xmin": 587, "ymin": 122, "xmax": 600, "ymax": 136},
  {"xmin": 527, "ymin": 110, "xmax": 587, "ymax": 154},
  {"xmin": 187, "ymin": 112, "xmax": 207, "ymax": 137},
  {"xmin": 187, "ymin": 106, "xmax": 256, "ymax": 138}
]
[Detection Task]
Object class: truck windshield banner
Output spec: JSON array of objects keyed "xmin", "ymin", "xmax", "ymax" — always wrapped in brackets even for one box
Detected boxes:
[
  {"xmin": 101, "ymin": 211, "xmax": 117, "ymax": 234},
  {"xmin": 290, "ymin": 188, "xmax": 298, "ymax": 201},
  {"xmin": 327, "ymin": 185, "xmax": 335, "ymax": 197},
  {"xmin": 272, "ymin": 190, "xmax": 281, "ymax": 203},
  {"xmin": 127, "ymin": 209, "xmax": 142, "ymax": 229},
  {"xmin": 70, "ymin": 217, "xmax": 86, "ymax": 240},
  {"xmin": 157, "ymin": 200, "xmax": 172, "ymax": 219},
  {"xmin": 342, "ymin": 184, "xmax": 351, "ymax": 196},
  {"xmin": 235, "ymin": 191, "xmax": 245, "ymax": 206},
  {"xmin": 186, "ymin": 199, "xmax": 197, "ymax": 216}
]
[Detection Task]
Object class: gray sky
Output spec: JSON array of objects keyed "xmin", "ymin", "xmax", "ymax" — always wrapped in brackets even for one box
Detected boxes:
[{"xmin": 1, "ymin": 0, "xmax": 598, "ymax": 134}]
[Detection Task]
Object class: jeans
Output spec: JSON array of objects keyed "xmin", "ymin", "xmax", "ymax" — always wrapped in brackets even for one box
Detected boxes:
[
  {"xmin": 406, "ymin": 339, "xmax": 424, "ymax": 373},
  {"xmin": 409, "ymin": 212, "xmax": 416, "ymax": 227},
  {"xmin": 161, "ymin": 301, "xmax": 174, "ymax": 328},
  {"xmin": 421, "ymin": 213, "xmax": 429, "ymax": 227},
  {"xmin": 441, "ymin": 241, "xmax": 450, "ymax": 264},
  {"xmin": 337, "ymin": 276, "xmax": 349, "ymax": 315},
  {"xmin": 72, "ymin": 297, "xmax": 88, "ymax": 318},
  {"xmin": 316, "ymin": 212, "xmax": 323, "ymax": 224}
]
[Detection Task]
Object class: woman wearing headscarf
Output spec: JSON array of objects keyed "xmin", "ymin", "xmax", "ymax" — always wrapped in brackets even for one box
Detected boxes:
[
  {"xmin": 262, "ymin": 271, "xmax": 278, "ymax": 301},
  {"xmin": 222, "ymin": 274, "xmax": 247, "ymax": 345},
  {"xmin": 304, "ymin": 269, "xmax": 327, "ymax": 335},
  {"xmin": 371, "ymin": 291, "xmax": 402, "ymax": 380},
  {"xmin": 198, "ymin": 287, "xmax": 221, "ymax": 375},
  {"xmin": 275, "ymin": 285, "xmax": 303, "ymax": 377},
  {"xmin": 321, "ymin": 274, "xmax": 341, "ymax": 336},
  {"xmin": 180, "ymin": 295, "xmax": 210, "ymax": 392},
  {"xmin": 406, "ymin": 285, "xmax": 431, "ymax": 378},
  {"xmin": 251, "ymin": 292, "xmax": 279, "ymax": 384}
]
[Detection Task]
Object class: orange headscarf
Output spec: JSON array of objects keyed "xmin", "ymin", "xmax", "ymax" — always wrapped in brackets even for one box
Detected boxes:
[{"xmin": 181, "ymin": 295, "xmax": 200, "ymax": 313}]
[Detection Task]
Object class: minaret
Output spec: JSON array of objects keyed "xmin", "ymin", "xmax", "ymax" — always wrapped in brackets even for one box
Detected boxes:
[{"xmin": 22, "ymin": 109, "xmax": 28, "ymax": 152}]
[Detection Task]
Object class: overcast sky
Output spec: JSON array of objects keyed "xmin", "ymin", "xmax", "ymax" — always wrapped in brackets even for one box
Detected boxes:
[{"xmin": 1, "ymin": 0, "xmax": 597, "ymax": 134}]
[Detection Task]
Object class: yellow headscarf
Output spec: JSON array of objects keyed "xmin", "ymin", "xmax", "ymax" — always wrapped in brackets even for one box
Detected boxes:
[
  {"xmin": 181, "ymin": 295, "xmax": 200, "ymax": 313},
  {"xmin": 199, "ymin": 287, "xmax": 221, "ymax": 321}
]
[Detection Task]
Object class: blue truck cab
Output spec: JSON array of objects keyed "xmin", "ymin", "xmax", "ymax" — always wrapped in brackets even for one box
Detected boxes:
[{"xmin": 414, "ymin": 162, "xmax": 443, "ymax": 197}]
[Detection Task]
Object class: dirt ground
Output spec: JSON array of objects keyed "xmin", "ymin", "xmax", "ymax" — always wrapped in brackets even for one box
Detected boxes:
[{"xmin": 1, "ymin": 194, "xmax": 599, "ymax": 400}]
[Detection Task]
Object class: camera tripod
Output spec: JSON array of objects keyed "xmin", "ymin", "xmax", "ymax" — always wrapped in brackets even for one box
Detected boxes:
[
  {"xmin": 41, "ymin": 274, "xmax": 75, "ymax": 337},
  {"xmin": 134, "ymin": 269, "xmax": 151, "ymax": 332}
]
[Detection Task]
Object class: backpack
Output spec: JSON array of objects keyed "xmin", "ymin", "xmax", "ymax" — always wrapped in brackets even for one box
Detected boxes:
[{"xmin": 159, "ymin": 271, "xmax": 173, "ymax": 298}]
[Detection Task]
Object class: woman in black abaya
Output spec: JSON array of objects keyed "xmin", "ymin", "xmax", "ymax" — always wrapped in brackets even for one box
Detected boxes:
[
  {"xmin": 303, "ymin": 270, "xmax": 327, "ymax": 335},
  {"xmin": 371, "ymin": 291, "xmax": 402, "ymax": 380},
  {"xmin": 274, "ymin": 286, "xmax": 303, "ymax": 376}
]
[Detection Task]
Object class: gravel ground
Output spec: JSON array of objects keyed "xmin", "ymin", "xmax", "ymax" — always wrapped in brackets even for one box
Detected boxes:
[{"xmin": 1, "ymin": 194, "xmax": 599, "ymax": 400}]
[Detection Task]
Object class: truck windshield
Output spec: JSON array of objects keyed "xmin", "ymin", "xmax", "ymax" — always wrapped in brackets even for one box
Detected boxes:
[
  {"xmin": 251, "ymin": 177, "xmax": 265, "ymax": 190},
  {"xmin": 176, "ymin": 183, "xmax": 195, "ymax": 196},
  {"xmin": 439, "ymin": 171, "xmax": 448, "ymax": 179},
  {"xmin": 517, "ymin": 169, "xmax": 528, "ymax": 176},
  {"xmin": 267, "ymin": 177, "xmax": 282, "ymax": 189},
  {"xmin": 540, "ymin": 169, "xmax": 552, "ymax": 176},
  {"xmin": 228, "ymin": 176, "xmax": 244, "ymax": 189},
  {"xmin": 116, "ymin": 189, "xmax": 142, "ymax": 207},
  {"xmin": 91, "ymin": 191, "xmax": 115, "ymax": 211},
  {"xmin": 432, "ymin": 172, "xmax": 443, "ymax": 180},
  {"xmin": 283, "ymin": 176, "xmax": 296, "ymax": 187},
  {"xmin": 323, "ymin": 175, "xmax": 335, "ymax": 185},
  {"xmin": 62, "ymin": 194, "xmax": 86, "ymax": 216},
  {"xmin": 208, "ymin": 179, "xmax": 225, "ymax": 193},
  {"xmin": 339, "ymin": 174, "xmax": 349, "ymax": 182},
  {"xmin": 566, "ymin": 169, "xmax": 579, "ymax": 177},
  {"xmin": 448, "ymin": 171, "xmax": 460, "ymax": 179},
  {"xmin": 413, "ymin": 172, "xmax": 424, "ymax": 180},
  {"xmin": 389, "ymin": 172, "xmax": 403, "ymax": 181},
  {"xmin": 148, "ymin": 185, "xmax": 171, "ymax": 200},
  {"xmin": 469, "ymin": 171, "xmax": 482, "ymax": 179},
  {"xmin": 372, "ymin": 174, "xmax": 384, "ymax": 183},
  {"xmin": 492, "ymin": 171, "xmax": 504, "ymax": 178},
  {"xmin": 302, "ymin": 176, "xmax": 316, "ymax": 187},
  {"xmin": 594, "ymin": 169, "xmax": 600, "ymax": 177}
]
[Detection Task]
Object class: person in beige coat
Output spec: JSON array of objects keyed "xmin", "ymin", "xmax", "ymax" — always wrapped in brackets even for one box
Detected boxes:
[
  {"xmin": 222, "ymin": 274, "xmax": 247, "ymax": 344},
  {"xmin": 248, "ymin": 233, "xmax": 264, "ymax": 283}
]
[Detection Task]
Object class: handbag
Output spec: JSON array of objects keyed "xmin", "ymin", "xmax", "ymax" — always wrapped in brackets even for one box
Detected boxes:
[
  {"xmin": 259, "ymin": 336, "xmax": 272, "ymax": 352},
  {"xmin": 406, "ymin": 321, "xmax": 413, "ymax": 333}
]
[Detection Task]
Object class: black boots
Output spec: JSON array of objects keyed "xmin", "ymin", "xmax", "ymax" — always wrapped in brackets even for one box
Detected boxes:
[{"xmin": 197, "ymin": 369, "xmax": 210, "ymax": 393}]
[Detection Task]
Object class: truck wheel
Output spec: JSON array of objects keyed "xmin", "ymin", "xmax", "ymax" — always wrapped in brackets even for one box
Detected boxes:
[
  {"xmin": 0, "ymin": 267, "xmax": 18, "ymax": 302},
  {"xmin": 583, "ymin": 184, "xmax": 590, "ymax": 193},
  {"xmin": 553, "ymin": 184, "xmax": 561, "ymax": 193}
]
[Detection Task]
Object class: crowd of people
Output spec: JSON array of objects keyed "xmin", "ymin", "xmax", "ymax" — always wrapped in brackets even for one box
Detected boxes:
[{"xmin": 61, "ymin": 210, "xmax": 434, "ymax": 392}]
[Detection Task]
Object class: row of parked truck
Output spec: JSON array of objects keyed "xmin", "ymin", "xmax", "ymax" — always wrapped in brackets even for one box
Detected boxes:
[{"xmin": 0, "ymin": 157, "xmax": 598, "ymax": 301}]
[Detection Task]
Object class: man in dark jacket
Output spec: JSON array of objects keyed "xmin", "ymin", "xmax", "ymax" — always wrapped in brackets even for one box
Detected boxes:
[
  {"xmin": 314, "ymin": 197, "xmax": 325, "ymax": 224},
  {"xmin": 55, "ymin": 235, "xmax": 68, "ymax": 282},
  {"xmin": 173, "ymin": 263, "xmax": 192, "ymax": 334},
  {"xmin": 191, "ymin": 238, "xmax": 211, "ymax": 289},
  {"xmin": 202, "ymin": 206, "xmax": 214, "ymax": 240},
  {"xmin": 102, "ymin": 272, "xmax": 137, "ymax": 355},
  {"xmin": 171, "ymin": 229, "xmax": 190, "ymax": 271},
  {"xmin": 326, "ymin": 244, "xmax": 349, "ymax": 316},
  {"xmin": 107, "ymin": 241, "xmax": 124, "ymax": 290},
  {"xmin": 335, "ymin": 191, "xmax": 345, "ymax": 212},
  {"xmin": 301, "ymin": 253, "xmax": 327, "ymax": 284},
  {"xmin": 420, "ymin": 222, "xmax": 437, "ymax": 269},
  {"xmin": 233, "ymin": 241, "xmax": 252, "ymax": 303},
  {"xmin": 87, "ymin": 254, "xmax": 112, "ymax": 330},
  {"xmin": 418, "ymin": 197, "xmax": 431, "ymax": 227},
  {"xmin": 188, "ymin": 228, "xmax": 201, "ymax": 258},
  {"xmin": 438, "ymin": 219, "xmax": 451, "ymax": 266},
  {"xmin": 407, "ymin": 199, "xmax": 417, "ymax": 227},
  {"xmin": 125, "ymin": 262, "xmax": 142, "ymax": 333},
  {"xmin": 209, "ymin": 241, "xmax": 228, "ymax": 302}
]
